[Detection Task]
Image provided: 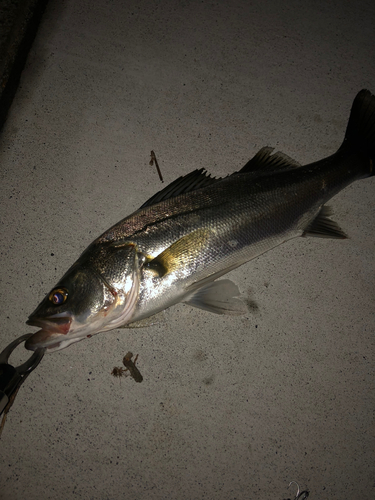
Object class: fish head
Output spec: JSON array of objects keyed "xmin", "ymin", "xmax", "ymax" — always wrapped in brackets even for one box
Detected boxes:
[{"xmin": 25, "ymin": 243, "xmax": 140, "ymax": 352}]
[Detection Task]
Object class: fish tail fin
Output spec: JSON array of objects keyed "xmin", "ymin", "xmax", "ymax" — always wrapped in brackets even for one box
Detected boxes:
[{"xmin": 341, "ymin": 89, "xmax": 375, "ymax": 167}]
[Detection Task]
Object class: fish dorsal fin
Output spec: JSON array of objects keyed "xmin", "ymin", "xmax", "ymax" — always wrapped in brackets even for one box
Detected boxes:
[
  {"xmin": 139, "ymin": 168, "xmax": 221, "ymax": 209},
  {"xmin": 303, "ymin": 206, "xmax": 347, "ymax": 239},
  {"xmin": 239, "ymin": 146, "xmax": 301, "ymax": 174},
  {"xmin": 139, "ymin": 147, "xmax": 300, "ymax": 209}
]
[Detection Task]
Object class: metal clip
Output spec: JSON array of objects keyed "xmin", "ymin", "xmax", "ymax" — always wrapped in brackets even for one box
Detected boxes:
[{"xmin": 0, "ymin": 334, "xmax": 45, "ymax": 418}]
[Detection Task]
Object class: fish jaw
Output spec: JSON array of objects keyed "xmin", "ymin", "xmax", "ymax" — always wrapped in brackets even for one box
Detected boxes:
[
  {"xmin": 25, "ymin": 313, "xmax": 104, "ymax": 352},
  {"xmin": 25, "ymin": 313, "xmax": 73, "ymax": 351},
  {"xmin": 25, "ymin": 291, "xmax": 134, "ymax": 352},
  {"xmin": 25, "ymin": 329, "xmax": 78, "ymax": 352},
  {"xmin": 26, "ymin": 313, "xmax": 72, "ymax": 334}
]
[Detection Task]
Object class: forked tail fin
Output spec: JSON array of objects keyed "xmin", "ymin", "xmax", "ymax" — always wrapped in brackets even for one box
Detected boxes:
[{"xmin": 343, "ymin": 89, "xmax": 375, "ymax": 164}]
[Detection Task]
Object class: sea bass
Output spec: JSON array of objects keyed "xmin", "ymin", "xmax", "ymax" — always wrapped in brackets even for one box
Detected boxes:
[{"xmin": 25, "ymin": 90, "xmax": 375, "ymax": 352}]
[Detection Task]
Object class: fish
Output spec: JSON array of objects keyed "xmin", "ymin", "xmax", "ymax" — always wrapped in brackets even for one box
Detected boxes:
[{"xmin": 25, "ymin": 89, "xmax": 375, "ymax": 352}]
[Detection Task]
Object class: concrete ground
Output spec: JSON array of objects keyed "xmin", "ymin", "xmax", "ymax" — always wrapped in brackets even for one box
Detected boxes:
[{"xmin": 0, "ymin": 0, "xmax": 374, "ymax": 499}]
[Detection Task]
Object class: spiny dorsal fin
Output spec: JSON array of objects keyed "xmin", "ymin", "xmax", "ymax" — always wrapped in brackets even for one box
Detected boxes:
[
  {"xmin": 140, "ymin": 147, "xmax": 300, "ymax": 209},
  {"xmin": 239, "ymin": 146, "xmax": 301, "ymax": 174},
  {"xmin": 139, "ymin": 168, "xmax": 220, "ymax": 209},
  {"xmin": 303, "ymin": 206, "xmax": 347, "ymax": 239}
]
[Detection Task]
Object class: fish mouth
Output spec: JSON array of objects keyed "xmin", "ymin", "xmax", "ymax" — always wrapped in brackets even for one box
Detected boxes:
[{"xmin": 25, "ymin": 315, "xmax": 72, "ymax": 351}]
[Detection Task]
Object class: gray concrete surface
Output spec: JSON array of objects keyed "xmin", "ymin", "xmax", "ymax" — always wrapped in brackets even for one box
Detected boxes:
[{"xmin": 0, "ymin": 0, "xmax": 374, "ymax": 499}]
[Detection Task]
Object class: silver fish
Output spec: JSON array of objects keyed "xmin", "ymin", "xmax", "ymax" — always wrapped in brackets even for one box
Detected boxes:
[{"xmin": 25, "ymin": 90, "xmax": 375, "ymax": 352}]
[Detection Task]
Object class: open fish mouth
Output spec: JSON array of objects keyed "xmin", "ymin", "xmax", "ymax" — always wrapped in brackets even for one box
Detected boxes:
[
  {"xmin": 25, "ymin": 315, "xmax": 72, "ymax": 351},
  {"xmin": 25, "ymin": 330, "xmax": 69, "ymax": 351}
]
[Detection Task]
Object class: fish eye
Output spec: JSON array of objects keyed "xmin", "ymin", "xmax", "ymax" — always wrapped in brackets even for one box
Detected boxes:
[{"xmin": 49, "ymin": 288, "xmax": 68, "ymax": 305}]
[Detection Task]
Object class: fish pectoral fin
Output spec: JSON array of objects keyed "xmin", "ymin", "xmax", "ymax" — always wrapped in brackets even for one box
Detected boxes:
[
  {"xmin": 145, "ymin": 229, "xmax": 212, "ymax": 277},
  {"xmin": 184, "ymin": 279, "xmax": 248, "ymax": 315},
  {"xmin": 303, "ymin": 206, "xmax": 348, "ymax": 239}
]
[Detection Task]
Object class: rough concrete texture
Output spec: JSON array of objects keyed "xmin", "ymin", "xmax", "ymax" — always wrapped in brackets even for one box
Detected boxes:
[{"xmin": 0, "ymin": 0, "xmax": 374, "ymax": 499}]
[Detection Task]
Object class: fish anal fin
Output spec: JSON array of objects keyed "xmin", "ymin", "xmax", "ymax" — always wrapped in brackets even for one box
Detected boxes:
[
  {"xmin": 184, "ymin": 279, "xmax": 248, "ymax": 315},
  {"xmin": 303, "ymin": 206, "xmax": 348, "ymax": 239}
]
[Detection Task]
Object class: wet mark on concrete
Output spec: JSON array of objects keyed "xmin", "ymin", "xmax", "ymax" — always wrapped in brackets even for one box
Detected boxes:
[{"xmin": 202, "ymin": 375, "xmax": 214, "ymax": 385}]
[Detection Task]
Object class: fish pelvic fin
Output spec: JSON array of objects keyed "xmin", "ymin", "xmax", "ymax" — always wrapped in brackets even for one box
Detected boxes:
[
  {"xmin": 184, "ymin": 279, "xmax": 248, "ymax": 315},
  {"xmin": 342, "ymin": 89, "xmax": 375, "ymax": 166},
  {"xmin": 303, "ymin": 206, "xmax": 347, "ymax": 239},
  {"xmin": 120, "ymin": 310, "xmax": 166, "ymax": 328}
]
